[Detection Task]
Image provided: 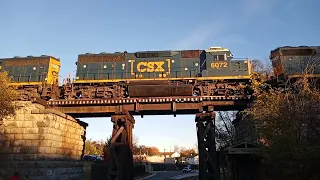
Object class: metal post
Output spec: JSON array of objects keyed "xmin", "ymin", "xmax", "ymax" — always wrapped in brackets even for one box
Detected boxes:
[
  {"xmin": 195, "ymin": 110, "xmax": 220, "ymax": 180},
  {"xmin": 107, "ymin": 110, "xmax": 135, "ymax": 180}
]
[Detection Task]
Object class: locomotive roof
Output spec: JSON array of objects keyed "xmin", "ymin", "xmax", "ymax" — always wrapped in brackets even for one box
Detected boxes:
[
  {"xmin": 78, "ymin": 50, "xmax": 182, "ymax": 56},
  {"xmin": 270, "ymin": 46, "xmax": 320, "ymax": 53},
  {"xmin": 0, "ymin": 55, "xmax": 60, "ymax": 61},
  {"xmin": 78, "ymin": 46, "xmax": 231, "ymax": 56}
]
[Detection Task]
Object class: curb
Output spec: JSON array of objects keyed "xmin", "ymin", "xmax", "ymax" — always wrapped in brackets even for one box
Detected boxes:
[{"xmin": 135, "ymin": 173, "xmax": 157, "ymax": 180}]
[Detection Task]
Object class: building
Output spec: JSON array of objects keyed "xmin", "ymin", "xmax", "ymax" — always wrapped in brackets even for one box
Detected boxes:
[
  {"xmin": 186, "ymin": 155, "xmax": 199, "ymax": 165},
  {"xmin": 139, "ymin": 152, "xmax": 181, "ymax": 163}
]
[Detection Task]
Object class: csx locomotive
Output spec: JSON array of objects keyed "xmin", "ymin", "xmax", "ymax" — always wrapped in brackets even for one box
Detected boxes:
[
  {"xmin": 0, "ymin": 55, "xmax": 61, "ymax": 100},
  {"xmin": 269, "ymin": 46, "xmax": 320, "ymax": 87},
  {"xmin": 61, "ymin": 47, "xmax": 252, "ymax": 99}
]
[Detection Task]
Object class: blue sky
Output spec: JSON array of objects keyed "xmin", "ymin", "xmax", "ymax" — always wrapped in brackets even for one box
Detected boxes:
[{"xmin": 1, "ymin": 0, "xmax": 319, "ymax": 151}]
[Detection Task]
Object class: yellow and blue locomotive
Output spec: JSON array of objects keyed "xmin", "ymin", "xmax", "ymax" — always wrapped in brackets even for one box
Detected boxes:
[{"xmin": 62, "ymin": 47, "xmax": 252, "ymax": 99}]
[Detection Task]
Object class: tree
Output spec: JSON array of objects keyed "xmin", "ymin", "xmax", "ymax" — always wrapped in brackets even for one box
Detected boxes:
[
  {"xmin": 215, "ymin": 111, "xmax": 237, "ymax": 149},
  {"xmin": 244, "ymin": 71, "xmax": 320, "ymax": 179},
  {"xmin": 104, "ymin": 135, "xmax": 112, "ymax": 148},
  {"xmin": 0, "ymin": 71, "xmax": 18, "ymax": 121},
  {"xmin": 133, "ymin": 134, "xmax": 139, "ymax": 147},
  {"xmin": 85, "ymin": 139, "xmax": 101, "ymax": 155},
  {"xmin": 193, "ymin": 142, "xmax": 198, "ymax": 153},
  {"xmin": 173, "ymin": 145, "xmax": 180, "ymax": 153},
  {"xmin": 146, "ymin": 146, "xmax": 159, "ymax": 156},
  {"xmin": 251, "ymin": 59, "xmax": 273, "ymax": 77},
  {"xmin": 180, "ymin": 149, "xmax": 197, "ymax": 157},
  {"xmin": 85, "ymin": 138, "xmax": 111, "ymax": 155}
]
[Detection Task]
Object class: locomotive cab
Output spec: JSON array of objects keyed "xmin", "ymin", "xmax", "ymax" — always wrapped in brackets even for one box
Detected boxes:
[{"xmin": 206, "ymin": 47, "xmax": 233, "ymax": 61}]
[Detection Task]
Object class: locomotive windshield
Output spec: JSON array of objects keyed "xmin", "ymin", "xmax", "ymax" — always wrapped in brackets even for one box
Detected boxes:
[{"xmin": 281, "ymin": 48, "xmax": 315, "ymax": 56}]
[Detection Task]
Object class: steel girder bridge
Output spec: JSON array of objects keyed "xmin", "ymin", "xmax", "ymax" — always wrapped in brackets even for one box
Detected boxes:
[{"xmin": 44, "ymin": 95, "xmax": 252, "ymax": 180}]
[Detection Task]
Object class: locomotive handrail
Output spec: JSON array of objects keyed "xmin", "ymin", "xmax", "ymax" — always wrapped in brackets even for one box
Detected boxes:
[
  {"xmin": 75, "ymin": 70, "xmax": 199, "ymax": 80},
  {"xmin": 9, "ymin": 74, "xmax": 47, "ymax": 83}
]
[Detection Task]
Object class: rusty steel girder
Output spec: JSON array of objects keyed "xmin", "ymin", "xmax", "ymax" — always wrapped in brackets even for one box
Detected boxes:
[
  {"xmin": 196, "ymin": 111, "xmax": 221, "ymax": 180},
  {"xmin": 107, "ymin": 110, "xmax": 135, "ymax": 180},
  {"xmin": 47, "ymin": 96, "xmax": 251, "ymax": 118}
]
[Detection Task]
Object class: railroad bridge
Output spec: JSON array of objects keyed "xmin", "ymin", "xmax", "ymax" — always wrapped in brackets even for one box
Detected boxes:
[
  {"xmin": 47, "ymin": 95, "xmax": 252, "ymax": 180},
  {"xmin": 47, "ymin": 95, "xmax": 251, "ymax": 117}
]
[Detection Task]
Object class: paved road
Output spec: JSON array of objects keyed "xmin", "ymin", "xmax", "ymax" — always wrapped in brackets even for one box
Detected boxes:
[{"xmin": 147, "ymin": 171, "xmax": 184, "ymax": 180}]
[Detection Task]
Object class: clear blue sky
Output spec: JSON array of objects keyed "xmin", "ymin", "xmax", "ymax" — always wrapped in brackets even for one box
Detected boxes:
[{"xmin": 1, "ymin": 0, "xmax": 319, "ymax": 151}]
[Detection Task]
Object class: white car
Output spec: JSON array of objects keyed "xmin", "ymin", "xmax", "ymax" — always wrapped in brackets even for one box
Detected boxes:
[{"xmin": 182, "ymin": 166, "xmax": 192, "ymax": 173}]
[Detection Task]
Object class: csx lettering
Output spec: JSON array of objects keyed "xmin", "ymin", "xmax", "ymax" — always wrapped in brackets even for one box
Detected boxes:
[
  {"xmin": 137, "ymin": 61, "xmax": 165, "ymax": 72},
  {"xmin": 211, "ymin": 62, "xmax": 228, "ymax": 69}
]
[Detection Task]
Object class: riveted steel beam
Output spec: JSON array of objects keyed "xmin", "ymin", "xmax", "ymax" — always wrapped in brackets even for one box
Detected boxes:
[
  {"xmin": 47, "ymin": 96, "xmax": 251, "ymax": 117},
  {"xmin": 107, "ymin": 110, "xmax": 135, "ymax": 180},
  {"xmin": 196, "ymin": 111, "xmax": 221, "ymax": 180}
]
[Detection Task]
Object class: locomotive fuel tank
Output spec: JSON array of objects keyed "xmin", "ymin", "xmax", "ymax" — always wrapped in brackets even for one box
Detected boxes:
[{"xmin": 127, "ymin": 80, "xmax": 193, "ymax": 97}]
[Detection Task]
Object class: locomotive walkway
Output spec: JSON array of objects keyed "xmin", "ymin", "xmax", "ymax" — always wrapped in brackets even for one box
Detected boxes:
[{"xmin": 46, "ymin": 95, "xmax": 252, "ymax": 118}]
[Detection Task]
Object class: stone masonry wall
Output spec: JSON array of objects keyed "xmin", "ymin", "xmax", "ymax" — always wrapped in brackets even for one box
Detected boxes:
[{"xmin": 0, "ymin": 101, "xmax": 88, "ymax": 180}]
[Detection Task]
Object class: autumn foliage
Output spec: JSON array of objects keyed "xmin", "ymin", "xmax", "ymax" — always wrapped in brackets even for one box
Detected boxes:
[
  {"xmin": 0, "ymin": 71, "xmax": 18, "ymax": 121},
  {"xmin": 85, "ymin": 139, "xmax": 107, "ymax": 155},
  {"xmin": 245, "ymin": 70, "xmax": 320, "ymax": 179}
]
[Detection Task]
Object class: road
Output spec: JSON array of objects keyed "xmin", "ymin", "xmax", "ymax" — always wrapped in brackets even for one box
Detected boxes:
[
  {"xmin": 147, "ymin": 171, "xmax": 184, "ymax": 180},
  {"xmin": 146, "ymin": 171, "xmax": 198, "ymax": 180}
]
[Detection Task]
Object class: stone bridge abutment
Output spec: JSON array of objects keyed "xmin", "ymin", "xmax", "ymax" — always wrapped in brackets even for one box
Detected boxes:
[{"xmin": 0, "ymin": 101, "xmax": 88, "ymax": 180}]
